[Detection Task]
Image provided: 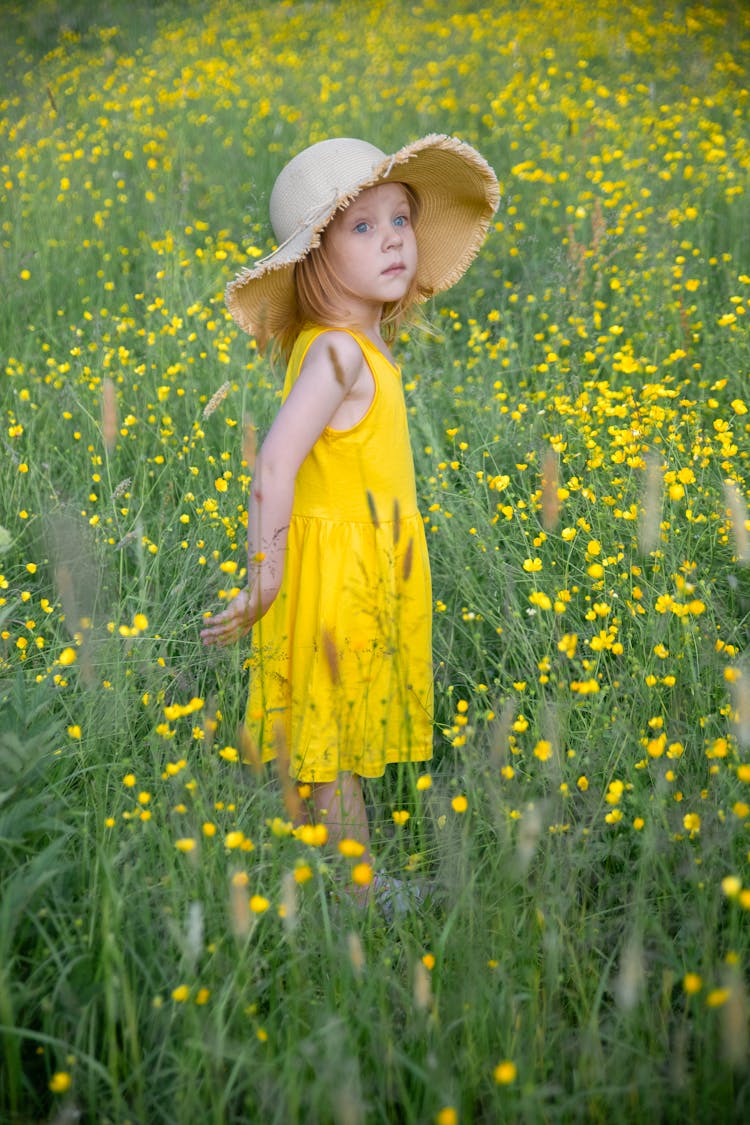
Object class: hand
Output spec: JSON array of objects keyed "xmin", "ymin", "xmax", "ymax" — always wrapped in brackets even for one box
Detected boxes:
[{"xmin": 200, "ymin": 587, "xmax": 258, "ymax": 647}]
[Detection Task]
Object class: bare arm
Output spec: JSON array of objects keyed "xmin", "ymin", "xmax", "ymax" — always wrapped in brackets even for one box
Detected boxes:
[{"xmin": 200, "ymin": 333, "xmax": 367, "ymax": 646}]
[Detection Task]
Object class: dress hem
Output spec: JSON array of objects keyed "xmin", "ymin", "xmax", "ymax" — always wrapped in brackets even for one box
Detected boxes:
[{"xmin": 260, "ymin": 746, "xmax": 434, "ymax": 784}]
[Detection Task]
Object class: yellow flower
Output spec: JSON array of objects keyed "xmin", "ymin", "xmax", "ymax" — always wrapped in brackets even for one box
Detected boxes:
[
  {"xmin": 392, "ymin": 809, "xmax": 410, "ymax": 826},
  {"xmin": 571, "ymin": 678, "xmax": 599, "ymax": 694},
  {"xmin": 435, "ymin": 1109, "xmax": 458, "ymax": 1125},
  {"xmin": 557, "ymin": 633, "xmax": 577, "ymax": 658},
  {"xmin": 577, "ymin": 776, "xmax": 589, "ymax": 791},
  {"xmin": 338, "ymin": 838, "xmax": 366, "ymax": 858},
  {"xmin": 352, "ymin": 863, "xmax": 373, "ymax": 887},
  {"xmin": 294, "ymin": 823, "xmax": 328, "ymax": 846},
  {"xmin": 249, "ymin": 894, "xmax": 270, "ymax": 914},
  {"xmin": 451, "ymin": 795, "xmax": 468, "ymax": 813},
  {"xmin": 49, "ymin": 1071, "xmax": 72, "ymax": 1094},
  {"xmin": 683, "ymin": 972, "xmax": 702, "ymax": 995},
  {"xmin": 175, "ymin": 838, "xmax": 196, "ymax": 853},
  {"xmin": 683, "ymin": 812, "xmax": 701, "ymax": 835},
  {"xmin": 706, "ymin": 988, "xmax": 730, "ymax": 1008},
  {"xmin": 647, "ymin": 734, "xmax": 666, "ymax": 758},
  {"xmin": 195, "ymin": 987, "xmax": 210, "ymax": 1005},
  {"xmin": 416, "ymin": 774, "xmax": 432, "ymax": 790},
  {"xmin": 171, "ymin": 985, "xmax": 190, "ymax": 1002},
  {"xmin": 422, "ymin": 952, "xmax": 436, "ymax": 970},
  {"xmin": 67, "ymin": 724, "xmax": 82, "ymax": 740},
  {"xmin": 493, "ymin": 1059, "xmax": 517, "ymax": 1085},
  {"xmin": 721, "ymin": 875, "xmax": 742, "ymax": 897},
  {"xmin": 123, "ymin": 772, "xmax": 136, "ymax": 787},
  {"xmin": 528, "ymin": 590, "xmax": 552, "ymax": 610},
  {"xmin": 59, "ymin": 646, "xmax": 77, "ymax": 666},
  {"xmin": 607, "ymin": 783, "xmax": 625, "ymax": 810},
  {"xmin": 533, "ymin": 739, "xmax": 552, "ymax": 761},
  {"xmin": 294, "ymin": 863, "xmax": 313, "ymax": 884}
]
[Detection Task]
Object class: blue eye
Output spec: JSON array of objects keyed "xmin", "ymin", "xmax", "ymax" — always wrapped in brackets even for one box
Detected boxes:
[
  {"xmin": 354, "ymin": 221, "xmax": 369, "ymax": 234},
  {"xmin": 393, "ymin": 215, "xmax": 408, "ymax": 227}
]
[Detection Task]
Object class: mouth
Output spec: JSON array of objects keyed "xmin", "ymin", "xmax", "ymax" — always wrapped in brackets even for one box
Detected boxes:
[{"xmin": 381, "ymin": 262, "xmax": 406, "ymax": 277}]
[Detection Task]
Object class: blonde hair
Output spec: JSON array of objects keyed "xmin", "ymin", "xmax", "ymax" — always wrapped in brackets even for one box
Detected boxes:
[{"xmin": 272, "ymin": 184, "xmax": 423, "ymax": 362}]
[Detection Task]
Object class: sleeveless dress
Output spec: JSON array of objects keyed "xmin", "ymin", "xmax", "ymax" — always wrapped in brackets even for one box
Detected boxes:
[{"xmin": 245, "ymin": 325, "xmax": 434, "ymax": 783}]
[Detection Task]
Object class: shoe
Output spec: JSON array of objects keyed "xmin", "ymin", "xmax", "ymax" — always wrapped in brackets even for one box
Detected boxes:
[{"xmin": 372, "ymin": 875, "xmax": 425, "ymax": 921}]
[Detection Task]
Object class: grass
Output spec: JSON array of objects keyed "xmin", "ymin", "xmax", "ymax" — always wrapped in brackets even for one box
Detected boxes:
[{"xmin": 2, "ymin": 0, "xmax": 750, "ymax": 1120}]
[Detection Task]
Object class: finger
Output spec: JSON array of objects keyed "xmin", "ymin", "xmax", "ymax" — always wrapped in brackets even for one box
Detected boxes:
[
  {"xmin": 201, "ymin": 622, "xmax": 229, "ymax": 644},
  {"xmin": 201, "ymin": 620, "xmax": 242, "ymax": 645}
]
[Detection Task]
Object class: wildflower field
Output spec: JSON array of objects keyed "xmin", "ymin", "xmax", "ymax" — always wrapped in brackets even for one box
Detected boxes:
[{"xmin": 2, "ymin": 0, "xmax": 750, "ymax": 1120}]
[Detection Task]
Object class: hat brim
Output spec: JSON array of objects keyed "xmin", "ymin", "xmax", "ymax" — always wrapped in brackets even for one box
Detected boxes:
[{"xmin": 226, "ymin": 134, "xmax": 500, "ymax": 340}]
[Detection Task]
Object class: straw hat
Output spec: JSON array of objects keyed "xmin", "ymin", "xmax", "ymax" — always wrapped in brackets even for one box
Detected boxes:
[{"xmin": 226, "ymin": 133, "xmax": 499, "ymax": 340}]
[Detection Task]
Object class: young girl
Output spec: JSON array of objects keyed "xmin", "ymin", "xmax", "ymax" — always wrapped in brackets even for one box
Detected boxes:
[{"xmin": 201, "ymin": 134, "xmax": 498, "ymax": 905}]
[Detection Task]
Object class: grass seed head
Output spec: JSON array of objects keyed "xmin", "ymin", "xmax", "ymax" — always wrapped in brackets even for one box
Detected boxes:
[
  {"xmin": 402, "ymin": 537, "xmax": 413, "ymax": 582},
  {"xmin": 723, "ymin": 479, "xmax": 750, "ymax": 564},
  {"xmin": 202, "ymin": 380, "xmax": 231, "ymax": 420},
  {"xmin": 366, "ymin": 489, "xmax": 380, "ymax": 529},
  {"xmin": 184, "ymin": 900, "xmax": 204, "ymax": 969},
  {"xmin": 201, "ymin": 695, "xmax": 217, "ymax": 753},
  {"xmin": 238, "ymin": 721, "xmax": 262, "ymax": 772},
  {"xmin": 517, "ymin": 802, "xmax": 542, "ymax": 873},
  {"xmin": 347, "ymin": 930, "xmax": 365, "ymax": 977},
  {"xmin": 327, "ymin": 344, "xmax": 346, "ymax": 387},
  {"xmin": 229, "ymin": 871, "xmax": 251, "ymax": 940},
  {"xmin": 322, "ymin": 626, "xmax": 341, "ymax": 686},
  {"xmin": 638, "ymin": 451, "xmax": 663, "ymax": 556},
  {"xmin": 540, "ymin": 448, "xmax": 560, "ymax": 531},
  {"xmin": 280, "ymin": 870, "xmax": 298, "ymax": 935},
  {"xmin": 111, "ymin": 476, "xmax": 132, "ymax": 500},
  {"xmin": 101, "ymin": 376, "xmax": 118, "ymax": 452},
  {"xmin": 413, "ymin": 958, "xmax": 433, "ymax": 1012},
  {"xmin": 274, "ymin": 723, "xmax": 302, "ymax": 821},
  {"xmin": 721, "ymin": 965, "xmax": 748, "ymax": 1070},
  {"xmin": 729, "ymin": 666, "xmax": 750, "ymax": 748},
  {"xmin": 488, "ymin": 699, "xmax": 516, "ymax": 768},
  {"xmin": 614, "ymin": 932, "xmax": 645, "ymax": 1012}
]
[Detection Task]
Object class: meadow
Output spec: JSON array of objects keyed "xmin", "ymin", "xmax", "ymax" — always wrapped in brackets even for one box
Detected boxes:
[{"xmin": 2, "ymin": 0, "xmax": 750, "ymax": 1121}]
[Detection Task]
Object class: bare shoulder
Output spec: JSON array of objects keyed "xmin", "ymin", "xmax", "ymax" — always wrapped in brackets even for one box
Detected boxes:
[{"xmin": 302, "ymin": 330, "xmax": 366, "ymax": 391}]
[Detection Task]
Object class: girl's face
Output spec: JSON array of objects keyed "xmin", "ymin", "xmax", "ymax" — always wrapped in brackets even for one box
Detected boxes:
[{"xmin": 324, "ymin": 182, "xmax": 417, "ymax": 328}]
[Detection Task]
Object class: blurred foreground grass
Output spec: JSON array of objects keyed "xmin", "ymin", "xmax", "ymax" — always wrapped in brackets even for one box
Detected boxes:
[{"xmin": 2, "ymin": 1, "xmax": 750, "ymax": 1120}]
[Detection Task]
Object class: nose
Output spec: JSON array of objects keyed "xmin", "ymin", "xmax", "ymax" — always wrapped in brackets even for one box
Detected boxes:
[{"xmin": 383, "ymin": 224, "xmax": 403, "ymax": 250}]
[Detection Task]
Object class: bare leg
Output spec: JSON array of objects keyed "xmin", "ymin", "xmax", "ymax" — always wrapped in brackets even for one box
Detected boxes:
[{"xmin": 308, "ymin": 772, "xmax": 373, "ymax": 904}]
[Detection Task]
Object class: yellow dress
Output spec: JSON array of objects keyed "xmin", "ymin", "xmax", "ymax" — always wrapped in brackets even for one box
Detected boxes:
[{"xmin": 245, "ymin": 325, "xmax": 434, "ymax": 783}]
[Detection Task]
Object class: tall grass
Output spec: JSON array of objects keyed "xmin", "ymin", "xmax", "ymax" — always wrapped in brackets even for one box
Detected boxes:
[{"xmin": 2, "ymin": 0, "xmax": 750, "ymax": 1120}]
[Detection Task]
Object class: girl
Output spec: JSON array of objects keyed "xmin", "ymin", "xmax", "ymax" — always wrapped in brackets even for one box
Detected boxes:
[{"xmin": 201, "ymin": 134, "xmax": 498, "ymax": 905}]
